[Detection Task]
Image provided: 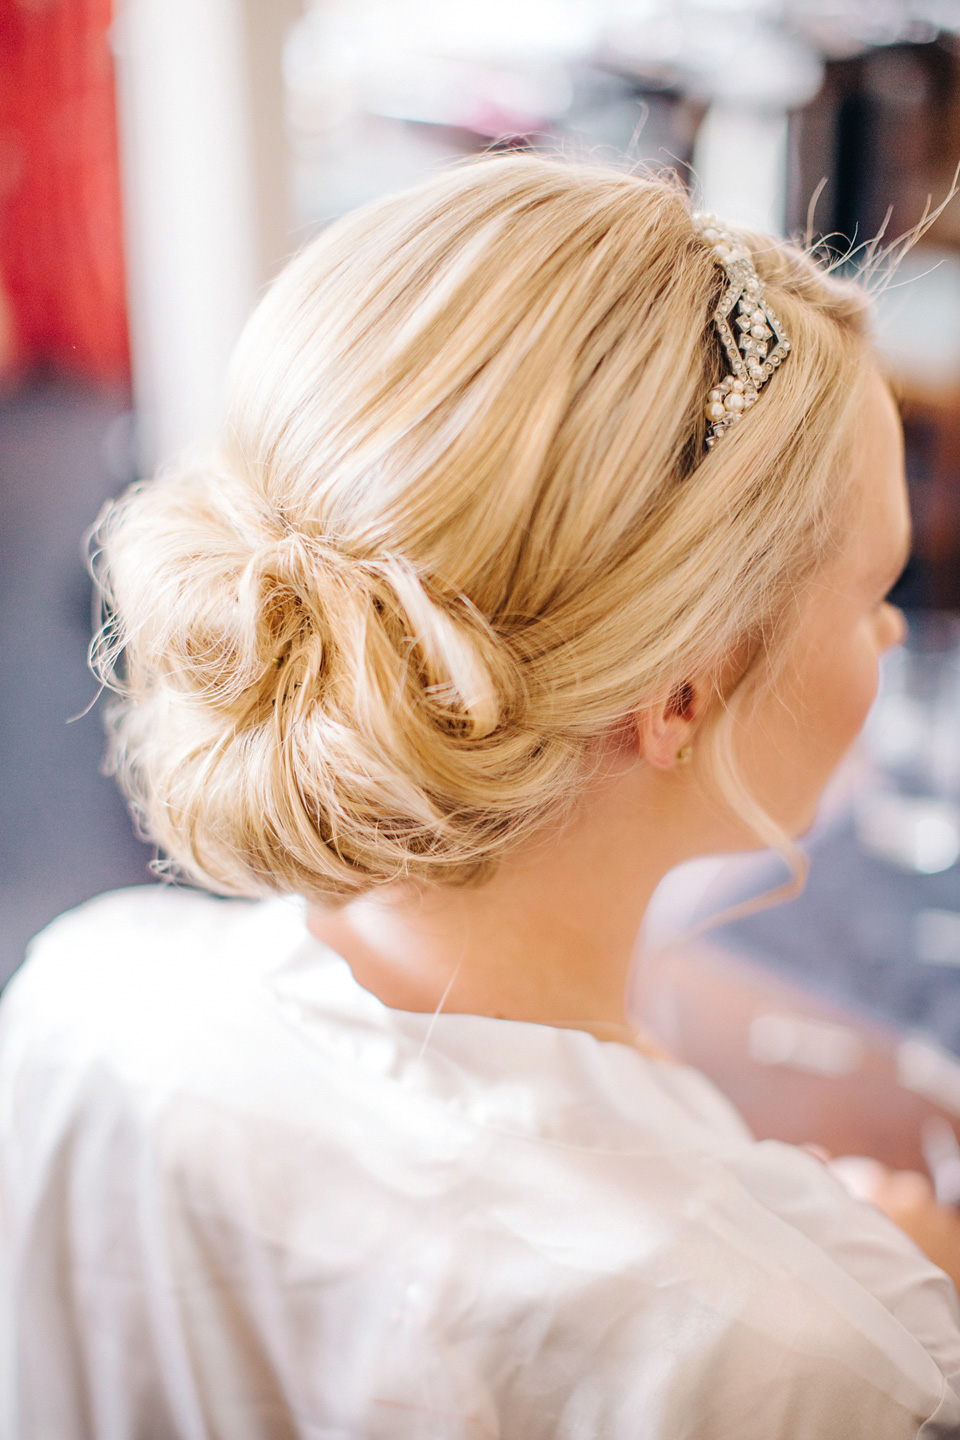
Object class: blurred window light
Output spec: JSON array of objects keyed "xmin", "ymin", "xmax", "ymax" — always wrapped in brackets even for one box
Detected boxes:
[
  {"xmin": 748, "ymin": 1013, "xmax": 865, "ymax": 1075},
  {"xmin": 694, "ymin": 106, "xmax": 790, "ymax": 234},
  {"xmin": 855, "ymin": 791, "xmax": 960, "ymax": 874},
  {"xmin": 921, "ymin": 1114, "xmax": 960, "ymax": 1205},
  {"xmin": 871, "ymin": 249, "xmax": 960, "ymax": 390},
  {"xmin": 299, "ymin": 0, "xmax": 603, "ymax": 64},
  {"xmin": 283, "ymin": 0, "xmax": 960, "ymax": 238},
  {"xmin": 914, "ymin": 908, "xmax": 960, "ymax": 966},
  {"xmin": 789, "ymin": 0, "xmax": 960, "ymax": 48},
  {"xmin": 285, "ymin": 0, "xmax": 612, "ymax": 230},
  {"xmin": 609, "ymin": 10, "xmax": 823, "ymax": 105},
  {"xmin": 898, "ymin": 1034, "xmax": 960, "ymax": 1114}
]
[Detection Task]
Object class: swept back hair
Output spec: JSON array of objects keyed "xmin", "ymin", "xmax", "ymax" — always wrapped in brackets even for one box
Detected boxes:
[{"xmin": 90, "ymin": 155, "xmax": 873, "ymax": 903}]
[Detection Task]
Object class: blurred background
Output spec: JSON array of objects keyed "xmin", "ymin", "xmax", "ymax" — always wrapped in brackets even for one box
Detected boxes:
[{"xmin": 10, "ymin": 0, "xmax": 960, "ymax": 1171}]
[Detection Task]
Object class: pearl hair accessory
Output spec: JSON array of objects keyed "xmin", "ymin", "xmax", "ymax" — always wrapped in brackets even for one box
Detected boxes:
[{"xmin": 691, "ymin": 212, "xmax": 792, "ymax": 450}]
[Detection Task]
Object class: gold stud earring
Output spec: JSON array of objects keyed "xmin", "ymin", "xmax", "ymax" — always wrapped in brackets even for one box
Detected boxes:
[{"xmin": 676, "ymin": 744, "xmax": 693, "ymax": 764}]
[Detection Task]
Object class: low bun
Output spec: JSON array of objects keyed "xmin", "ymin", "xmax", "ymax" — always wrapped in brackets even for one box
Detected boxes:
[
  {"xmin": 92, "ymin": 453, "xmax": 579, "ymax": 902},
  {"xmin": 92, "ymin": 155, "xmax": 873, "ymax": 903}
]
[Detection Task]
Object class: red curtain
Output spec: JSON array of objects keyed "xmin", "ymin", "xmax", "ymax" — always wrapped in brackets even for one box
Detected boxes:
[{"xmin": 0, "ymin": 0, "xmax": 130, "ymax": 384}]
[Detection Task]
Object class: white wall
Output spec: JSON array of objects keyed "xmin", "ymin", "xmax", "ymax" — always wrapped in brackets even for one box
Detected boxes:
[{"xmin": 112, "ymin": 0, "xmax": 300, "ymax": 469}]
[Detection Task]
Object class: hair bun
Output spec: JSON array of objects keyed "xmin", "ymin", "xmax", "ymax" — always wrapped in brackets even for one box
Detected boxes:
[
  {"xmin": 236, "ymin": 526, "xmax": 518, "ymax": 745},
  {"xmin": 90, "ymin": 455, "xmax": 559, "ymax": 900}
]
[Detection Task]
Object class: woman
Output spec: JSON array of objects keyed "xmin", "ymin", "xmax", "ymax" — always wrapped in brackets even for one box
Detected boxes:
[{"xmin": 1, "ymin": 157, "xmax": 957, "ymax": 1437}]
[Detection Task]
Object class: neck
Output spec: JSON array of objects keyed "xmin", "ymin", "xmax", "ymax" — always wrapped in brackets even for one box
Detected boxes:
[{"xmin": 307, "ymin": 748, "xmax": 697, "ymax": 1041}]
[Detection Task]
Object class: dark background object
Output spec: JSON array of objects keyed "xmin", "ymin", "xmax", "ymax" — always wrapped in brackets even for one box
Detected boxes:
[
  {"xmin": 0, "ymin": 383, "xmax": 153, "ymax": 986},
  {"xmin": 787, "ymin": 39, "xmax": 960, "ymax": 609},
  {"xmin": 787, "ymin": 43, "xmax": 960, "ymax": 252}
]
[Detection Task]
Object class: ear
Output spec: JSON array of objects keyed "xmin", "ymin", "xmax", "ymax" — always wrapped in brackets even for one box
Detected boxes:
[{"xmin": 635, "ymin": 681, "xmax": 704, "ymax": 770}]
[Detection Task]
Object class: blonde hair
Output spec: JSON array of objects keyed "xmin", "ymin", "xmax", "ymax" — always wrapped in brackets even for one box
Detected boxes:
[{"xmin": 90, "ymin": 155, "xmax": 873, "ymax": 904}]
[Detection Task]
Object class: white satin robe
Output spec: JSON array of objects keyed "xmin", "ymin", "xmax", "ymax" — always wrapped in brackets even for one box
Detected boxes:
[{"xmin": 0, "ymin": 887, "xmax": 959, "ymax": 1438}]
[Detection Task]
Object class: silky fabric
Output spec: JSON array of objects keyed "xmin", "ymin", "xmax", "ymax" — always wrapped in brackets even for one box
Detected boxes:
[{"xmin": 1, "ymin": 886, "xmax": 959, "ymax": 1439}]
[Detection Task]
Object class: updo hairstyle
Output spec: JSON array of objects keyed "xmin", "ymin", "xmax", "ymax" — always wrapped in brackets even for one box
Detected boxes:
[{"xmin": 90, "ymin": 156, "xmax": 873, "ymax": 903}]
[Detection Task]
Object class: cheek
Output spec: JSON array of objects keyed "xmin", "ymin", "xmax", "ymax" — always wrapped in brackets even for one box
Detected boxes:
[
  {"xmin": 772, "ymin": 618, "xmax": 881, "ymax": 831},
  {"xmin": 811, "ymin": 621, "xmax": 880, "ymax": 752},
  {"xmin": 739, "ymin": 616, "xmax": 880, "ymax": 835}
]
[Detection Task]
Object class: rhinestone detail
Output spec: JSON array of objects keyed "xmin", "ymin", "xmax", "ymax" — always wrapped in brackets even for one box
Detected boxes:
[{"xmin": 691, "ymin": 212, "xmax": 792, "ymax": 450}]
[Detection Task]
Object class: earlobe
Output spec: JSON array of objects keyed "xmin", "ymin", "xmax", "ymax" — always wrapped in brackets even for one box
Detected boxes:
[{"xmin": 639, "ymin": 725, "xmax": 695, "ymax": 770}]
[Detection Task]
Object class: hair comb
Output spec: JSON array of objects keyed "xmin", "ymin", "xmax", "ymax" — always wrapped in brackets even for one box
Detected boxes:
[{"xmin": 691, "ymin": 213, "xmax": 792, "ymax": 449}]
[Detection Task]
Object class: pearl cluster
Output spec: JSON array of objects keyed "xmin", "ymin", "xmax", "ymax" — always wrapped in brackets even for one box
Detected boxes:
[{"xmin": 691, "ymin": 212, "xmax": 792, "ymax": 450}]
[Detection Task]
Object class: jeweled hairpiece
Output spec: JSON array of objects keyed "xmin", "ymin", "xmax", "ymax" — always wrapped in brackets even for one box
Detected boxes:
[{"xmin": 691, "ymin": 212, "xmax": 791, "ymax": 450}]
